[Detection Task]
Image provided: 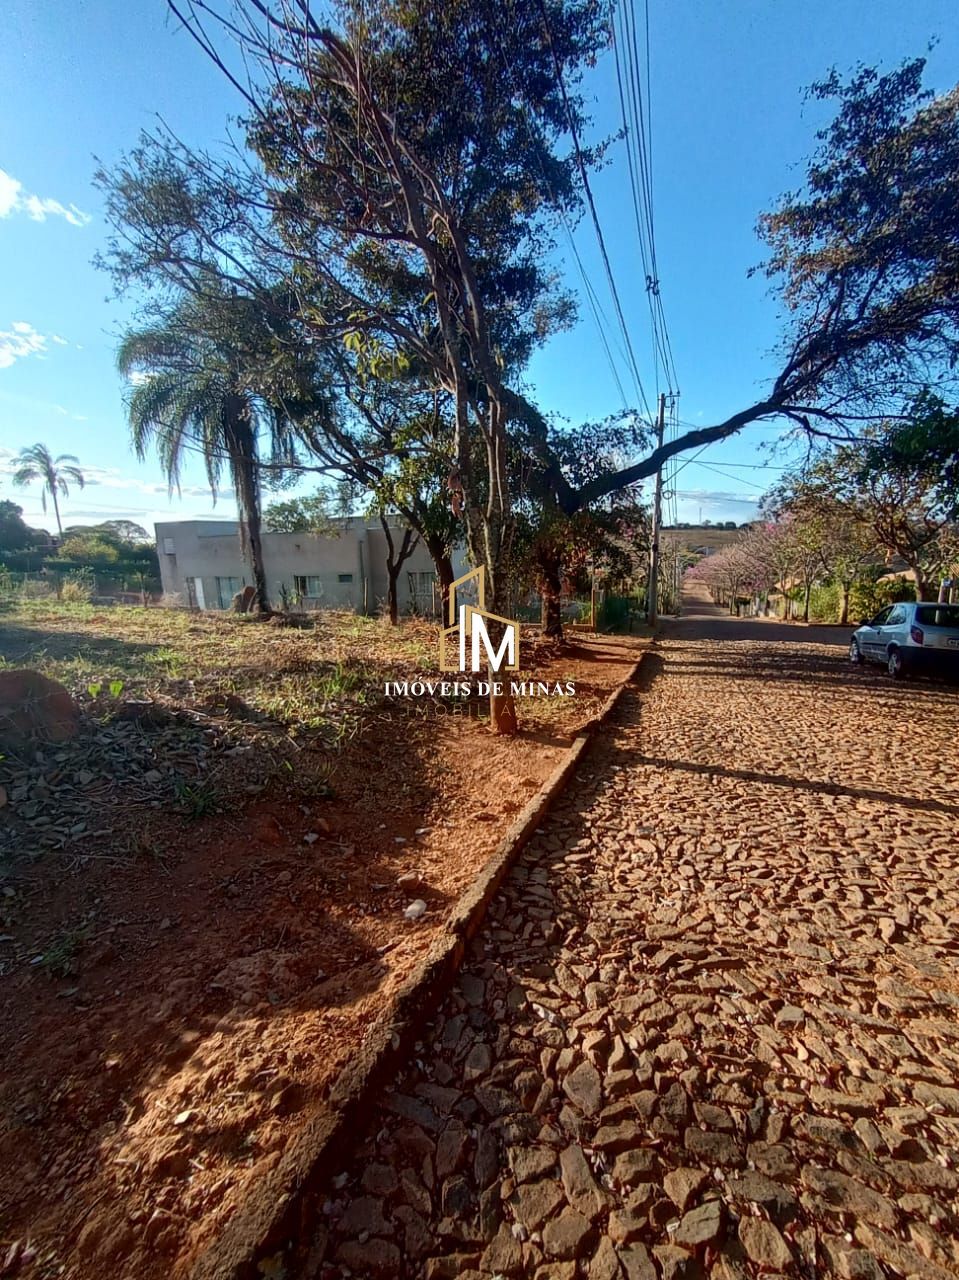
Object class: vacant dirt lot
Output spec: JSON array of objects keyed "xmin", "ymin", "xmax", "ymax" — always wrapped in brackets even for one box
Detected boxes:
[{"xmin": 0, "ymin": 600, "xmax": 642, "ymax": 1278}]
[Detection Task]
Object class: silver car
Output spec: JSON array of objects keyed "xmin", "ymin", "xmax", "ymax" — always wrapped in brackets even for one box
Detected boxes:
[{"xmin": 850, "ymin": 601, "xmax": 959, "ymax": 678}]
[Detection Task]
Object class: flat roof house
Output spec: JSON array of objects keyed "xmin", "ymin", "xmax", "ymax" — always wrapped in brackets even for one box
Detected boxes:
[{"xmin": 154, "ymin": 517, "xmax": 448, "ymax": 615}]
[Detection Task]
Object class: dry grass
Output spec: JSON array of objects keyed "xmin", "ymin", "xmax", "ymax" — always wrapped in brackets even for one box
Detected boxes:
[{"xmin": 0, "ymin": 599, "xmax": 628, "ymax": 742}]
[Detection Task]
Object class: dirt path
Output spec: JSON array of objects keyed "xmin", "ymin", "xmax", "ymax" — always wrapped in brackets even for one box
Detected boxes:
[{"xmin": 295, "ymin": 601, "xmax": 959, "ymax": 1279}]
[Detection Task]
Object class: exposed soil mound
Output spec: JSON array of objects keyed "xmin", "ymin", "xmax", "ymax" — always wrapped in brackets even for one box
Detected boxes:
[{"xmin": 0, "ymin": 670, "xmax": 80, "ymax": 744}]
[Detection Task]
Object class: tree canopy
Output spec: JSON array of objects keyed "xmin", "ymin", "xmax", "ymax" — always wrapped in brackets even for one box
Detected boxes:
[
  {"xmin": 11, "ymin": 444, "xmax": 85, "ymax": 536},
  {"xmin": 96, "ymin": 9, "xmax": 959, "ymax": 658},
  {"xmin": 771, "ymin": 394, "xmax": 959, "ymax": 601},
  {"xmin": 0, "ymin": 501, "xmax": 47, "ymax": 555}
]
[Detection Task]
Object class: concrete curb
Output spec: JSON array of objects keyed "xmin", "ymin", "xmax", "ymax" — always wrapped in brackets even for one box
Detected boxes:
[{"xmin": 190, "ymin": 651, "xmax": 647, "ymax": 1280}]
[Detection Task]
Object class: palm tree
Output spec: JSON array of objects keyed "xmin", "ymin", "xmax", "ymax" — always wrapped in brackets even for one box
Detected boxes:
[
  {"xmin": 12, "ymin": 443, "xmax": 85, "ymax": 536},
  {"xmin": 117, "ymin": 294, "xmax": 300, "ymax": 612}
]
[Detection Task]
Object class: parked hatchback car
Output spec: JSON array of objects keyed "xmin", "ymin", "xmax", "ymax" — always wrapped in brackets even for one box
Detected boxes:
[{"xmin": 850, "ymin": 602, "xmax": 959, "ymax": 677}]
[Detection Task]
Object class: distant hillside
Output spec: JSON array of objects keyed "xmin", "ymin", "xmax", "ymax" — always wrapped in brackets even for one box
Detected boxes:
[{"xmin": 663, "ymin": 524, "xmax": 750, "ymax": 555}]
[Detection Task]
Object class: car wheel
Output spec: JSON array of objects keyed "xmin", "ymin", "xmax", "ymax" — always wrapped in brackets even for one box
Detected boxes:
[
  {"xmin": 887, "ymin": 647, "xmax": 904, "ymax": 679},
  {"xmin": 849, "ymin": 639, "xmax": 863, "ymax": 665}
]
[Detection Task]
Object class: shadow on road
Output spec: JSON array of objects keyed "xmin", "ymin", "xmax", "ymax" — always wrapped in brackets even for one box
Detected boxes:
[
  {"xmin": 665, "ymin": 614, "xmax": 853, "ymax": 647},
  {"xmin": 624, "ymin": 749, "xmax": 959, "ymax": 819}
]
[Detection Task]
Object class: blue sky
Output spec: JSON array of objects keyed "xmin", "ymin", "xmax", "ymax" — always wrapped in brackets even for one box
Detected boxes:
[{"xmin": 1, "ymin": 0, "xmax": 956, "ymax": 534}]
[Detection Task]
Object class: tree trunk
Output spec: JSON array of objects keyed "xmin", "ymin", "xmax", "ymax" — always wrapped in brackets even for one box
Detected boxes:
[
  {"xmin": 839, "ymin": 583, "xmax": 850, "ymax": 625},
  {"xmin": 803, "ymin": 582, "xmax": 812, "ymax": 622},
  {"xmin": 381, "ymin": 516, "xmax": 418, "ymax": 627},
  {"xmin": 913, "ymin": 568, "xmax": 929, "ymax": 601},
  {"xmin": 50, "ymin": 487, "xmax": 63, "ymax": 537},
  {"xmin": 245, "ymin": 507, "xmax": 269, "ymax": 613},
  {"xmin": 387, "ymin": 572, "xmax": 399, "ymax": 625},
  {"xmin": 490, "ymin": 686, "xmax": 518, "ymax": 735},
  {"xmin": 538, "ymin": 548, "xmax": 564, "ymax": 641},
  {"xmin": 425, "ymin": 532, "xmax": 455, "ymax": 621},
  {"xmin": 226, "ymin": 400, "xmax": 268, "ymax": 613},
  {"xmin": 487, "ymin": 582, "xmax": 518, "ymax": 737}
]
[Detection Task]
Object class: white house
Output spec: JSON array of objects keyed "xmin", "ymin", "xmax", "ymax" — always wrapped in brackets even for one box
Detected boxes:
[{"xmin": 154, "ymin": 517, "xmax": 449, "ymax": 615}]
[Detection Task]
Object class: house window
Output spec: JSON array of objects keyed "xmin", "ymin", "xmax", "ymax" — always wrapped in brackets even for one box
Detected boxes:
[
  {"xmin": 162, "ymin": 537, "xmax": 176, "ymax": 555},
  {"xmin": 295, "ymin": 575, "xmax": 323, "ymax": 598},
  {"xmin": 216, "ymin": 576, "xmax": 243, "ymax": 609},
  {"xmin": 408, "ymin": 570, "xmax": 435, "ymax": 599},
  {"xmin": 337, "ymin": 573, "xmax": 354, "ymax": 584}
]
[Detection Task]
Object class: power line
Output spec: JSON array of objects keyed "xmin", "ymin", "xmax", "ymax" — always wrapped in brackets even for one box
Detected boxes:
[
  {"xmin": 689, "ymin": 460, "xmax": 771, "ymax": 491},
  {"xmin": 489, "ymin": 4, "xmax": 633, "ymax": 414},
  {"xmin": 537, "ymin": 0, "xmax": 655, "ymax": 423},
  {"xmin": 683, "ymin": 459, "xmax": 787, "ymax": 471},
  {"xmin": 559, "ymin": 209, "xmax": 632, "ymax": 411},
  {"xmin": 612, "ymin": 0, "xmax": 680, "ymax": 395}
]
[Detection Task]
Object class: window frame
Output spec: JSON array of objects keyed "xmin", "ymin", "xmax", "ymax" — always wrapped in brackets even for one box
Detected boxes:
[
  {"xmin": 215, "ymin": 575, "xmax": 243, "ymax": 609},
  {"xmin": 294, "ymin": 574, "xmax": 323, "ymax": 599}
]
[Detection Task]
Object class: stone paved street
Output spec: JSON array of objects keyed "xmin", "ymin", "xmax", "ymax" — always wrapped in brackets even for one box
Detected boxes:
[{"xmin": 301, "ymin": 595, "xmax": 959, "ymax": 1279}]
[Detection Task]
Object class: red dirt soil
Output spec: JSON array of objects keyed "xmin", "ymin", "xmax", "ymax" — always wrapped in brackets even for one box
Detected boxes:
[{"xmin": 0, "ymin": 636, "xmax": 641, "ymax": 1280}]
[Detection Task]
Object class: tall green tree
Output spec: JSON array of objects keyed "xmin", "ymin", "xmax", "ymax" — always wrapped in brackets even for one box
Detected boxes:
[
  {"xmin": 152, "ymin": 0, "xmax": 608, "ymax": 732},
  {"xmin": 772, "ymin": 396, "xmax": 959, "ymax": 602},
  {"xmin": 513, "ymin": 411, "xmax": 648, "ymax": 638},
  {"xmin": 243, "ymin": 0, "xmax": 601, "ymax": 609},
  {"xmin": 766, "ymin": 482, "xmax": 879, "ymax": 623},
  {"xmin": 147, "ymin": 29, "xmax": 959, "ymax": 516},
  {"xmin": 552, "ymin": 57, "xmax": 959, "ymax": 510},
  {"xmin": 11, "ymin": 444, "xmax": 85, "ymax": 537},
  {"xmin": 264, "ymin": 490, "xmax": 338, "ymax": 535},
  {"xmin": 117, "ymin": 290, "xmax": 303, "ymax": 611},
  {"xmin": 0, "ymin": 500, "xmax": 45, "ymax": 555}
]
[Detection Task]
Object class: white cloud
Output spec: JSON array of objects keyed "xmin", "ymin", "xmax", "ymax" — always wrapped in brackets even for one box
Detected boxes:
[
  {"xmin": 0, "ymin": 170, "xmax": 20, "ymax": 217},
  {"xmin": 0, "ymin": 322, "xmax": 74, "ymax": 371},
  {"xmin": 72, "ymin": 462, "xmax": 218, "ymax": 501},
  {"xmin": 0, "ymin": 390, "xmax": 84, "ymax": 420},
  {"xmin": 0, "ymin": 168, "xmax": 91, "ymax": 227},
  {"xmin": 676, "ymin": 487, "xmax": 759, "ymax": 510},
  {"xmin": 0, "ymin": 320, "xmax": 49, "ymax": 369},
  {"xmin": 0, "ymin": 450, "xmax": 214, "ymax": 501}
]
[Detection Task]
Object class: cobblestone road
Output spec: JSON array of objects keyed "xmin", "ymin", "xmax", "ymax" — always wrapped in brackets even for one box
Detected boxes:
[{"xmin": 302, "ymin": 598, "xmax": 959, "ymax": 1280}]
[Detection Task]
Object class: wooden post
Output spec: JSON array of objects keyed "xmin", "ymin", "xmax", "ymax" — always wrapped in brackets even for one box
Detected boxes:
[{"xmin": 646, "ymin": 393, "xmax": 667, "ymax": 625}]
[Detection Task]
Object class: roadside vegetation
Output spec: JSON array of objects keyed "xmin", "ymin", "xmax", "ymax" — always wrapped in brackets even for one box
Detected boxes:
[
  {"xmin": 1, "ymin": 4, "xmax": 958, "ymax": 1273},
  {"xmin": 0, "ymin": 497, "xmax": 160, "ymax": 600},
  {"xmin": 76, "ymin": 14, "xmax": 959, "ymax": 730},
  {"xmin": 1, "ymin": 26, "xmax": 956, "ymax": 719},
  {"xmin": 686, "ymin": 399, "xmax": 959, "ymax": 621},
  {"xmin": 0, "ymin": 596, "xmax": 629, "ymax": 868}
]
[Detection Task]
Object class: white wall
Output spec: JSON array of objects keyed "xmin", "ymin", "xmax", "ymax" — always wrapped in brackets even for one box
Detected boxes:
[{"xmin": 155, "ymin": 518, "xmax": 443, "ymax": 614}]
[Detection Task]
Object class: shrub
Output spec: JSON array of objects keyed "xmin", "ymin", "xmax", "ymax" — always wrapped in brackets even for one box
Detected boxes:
[
  {"xmin": 18, "ymin": 578, "xmax": 53, "ymax": 600},
  {"xmin": 850, "ymin": 576, "xmax": 916, "ymax": 621},
  {"xmin": 808, "ymin": 582, "xmax": 840, "ymax": 622},
  {"xmin": 60, "ymin": 573, "xmax": 94, "ymax": 603}
]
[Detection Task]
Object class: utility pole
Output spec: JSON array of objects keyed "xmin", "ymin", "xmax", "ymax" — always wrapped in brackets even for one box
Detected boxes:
[{"xmin": 647, "ymin": 392, "xmax": 667, "ymax": 625}]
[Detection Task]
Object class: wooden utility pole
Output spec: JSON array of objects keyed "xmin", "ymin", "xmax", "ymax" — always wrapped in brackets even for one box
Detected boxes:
[{"xmin": 647, "ymin": 393, "xmax": 667, "ymax": 625}]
